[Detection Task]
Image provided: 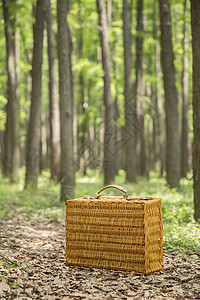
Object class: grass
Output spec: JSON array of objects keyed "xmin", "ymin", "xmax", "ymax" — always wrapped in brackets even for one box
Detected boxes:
[{"xmin": 0, "ymin": 168, "xmax": 199, "ymax": 253}]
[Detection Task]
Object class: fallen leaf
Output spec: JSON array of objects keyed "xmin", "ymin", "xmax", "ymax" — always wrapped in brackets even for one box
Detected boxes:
[
  {"xmin": 192, "ymin": 283, "xmax": 200, "ymax": 290},
  {"xmin": 144, "ymin": 290, "xmax": 151, "ymax": 299},
  {"xmin": 0, "ymin": 282, "xmax": 10, "ymax": 293},
  {"xmin": 25, "ymin": 288, "xmax": 33, "ymax": 294},
  {"xmin": 161, "ymin": 288, "xmax": 171, "ymax": 293}
]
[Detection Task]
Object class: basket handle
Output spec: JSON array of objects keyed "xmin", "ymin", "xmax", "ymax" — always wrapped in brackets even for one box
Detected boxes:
[{"xmin": 97, "ymin": 184, "xmax": 128, "ymax": 197}]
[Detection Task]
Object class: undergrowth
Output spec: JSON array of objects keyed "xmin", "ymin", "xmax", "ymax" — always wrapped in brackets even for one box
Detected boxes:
[{"xmin": 0, "ymin": 169, "xmax": 199, "ymax": 254}]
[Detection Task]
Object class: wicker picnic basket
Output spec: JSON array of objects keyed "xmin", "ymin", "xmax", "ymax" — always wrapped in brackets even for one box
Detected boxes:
[{"xmin": 65, "ymin": 184, "xmax": 164, "ymax": 274}]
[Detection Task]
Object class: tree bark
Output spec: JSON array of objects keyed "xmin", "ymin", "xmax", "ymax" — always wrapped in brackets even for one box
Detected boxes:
[
  {"xmin": 69, "ymin": 28, "xmax": 77, "ymax": 176},
  {"xmin": 181, "ymin": 0, "xmax": 189, "ymax": 178},
  {"xmin": 2, "ymin": 0, "xmax": 19, "ymax": 180},
  {"xmin": 153, "ymin": 0, "xmax": 164, "ymax": 177},
  {"xmin": 146, "ymin": 82, "xmax": 154, "ymax": 173},
  {"xmin": 123, "ymin": 0, "xmax": 136, "ymax": 182},
  {"xmin": 191, "ymin": 0, "xmax": 200, "ymax": 222},
  {"xmin": 40, "ymin": 112, "xmax": 48, "ymax": 171},
  {"xmin": 25, "ymin": 0, "xmax": 47, "ymax": 189},
  {"xmin": 57, "ymin": 0, "xmax": 75, "ymax": 200},
  {"xmin": 107, "ymin": 0, "xmax": 112, "ymax": 26},
  {"xmin": 77, "ymin": 3, "xmax": 88, "ymax": 175},
  {"xmin": 135, "ymin": 0, "xmax": 146, "ymax": 177},
  {"xmin": 46, "ymin": 0, "xmax": 60, "ymax": 180},
  {"xmin": 112, "ymin": 38, "xmax": 120, "ymax": 173},
  {"xmin": 0, "ymin": 130, "xmax": 4, "ymax": 169},
  {"xmin": 159, "ymin": 0, "xmax": 180, "ymax": 188},
  {"xmin": 96, "ymin": 0, "xmax": 115, "ymax": 185}
]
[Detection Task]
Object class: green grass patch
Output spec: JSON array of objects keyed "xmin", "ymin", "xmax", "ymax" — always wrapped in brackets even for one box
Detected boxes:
[{"xmin": 0, "ymin": 169, "xmax": 199, "ymax": 253}]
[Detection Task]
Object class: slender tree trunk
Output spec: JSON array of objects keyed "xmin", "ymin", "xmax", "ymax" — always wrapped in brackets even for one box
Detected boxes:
[
  {"xmin": 159, "ymin": 0, "xmax": 180, "ymax": 188},
  {"xmin": 2, "ymin": 0, "xmax": 19, "ymax": 180},
  {"xmin": 79, "ymin": 86, "xmax": 87, "ymax": 175},
  {"xmin": 46, "ymin": 0, "xmax": 60, "ymax": 180},
  {"xmin": 40, "ymin": 112, "xmax": 48, "ymax": 171},
  {"xmin": 3, "ymin": 100, "xmax": 12, "ymax": 176},
  {"xmin": 148, "ymin": 121, "xmax": 154, "ymax": 172},
  {"xmin": 77, "ymin": 5, "xmax": 88, "ymax": 175},
  {"xmin": 181, "ymin": 0, "xmax": 189, "ymax": 178},
  {"xmin": 15, "ymin": 14, "xmax": 20, "ymax": 101},
  {"xmin": 21, "ymin": 51, "xmax": 32, "ymax": 167},
  {"xmin": 99, "ymin": 106, "xmax": 105, "ymax": 175},
  {"xmin": 109, "ymin": 7, "xmax": 120, "ymax": 175},
  {"xmin": 96, "ymin": 0, "xmax": 115, "ymax": 185},
  {"xmin": 25, "ymin": 0, "xmax": 47, "ymax": 189},
  {"xmin": 79, "ymin": 102, "xmax": 88, "ymax": 176},
  {"xmin": 0, "ymin": 130, "xmax": 4, "ymax": 169},
  {"xmin": 15, "ymin": 14, "xmax": 21, "ymax": 167},
  {"xmin": 57, "ymin": 0, "xmax": 75, "ymax": 200},
  {"xmin": 76, "ymin": 0, "xmax": 83, "ymax": 172},
  {"xmin": 191, "ymin": 0, "xmax": 200, "ymax": 222},
  {"xmin": 69, "ymin": 29, "xmax": 77, "ymax": 175},
  {"xmin": 3, "ymin": 0, "xmax": 12, "ymax": 177},
  {"xmin": 72, "ymin": 83, "xmax": 78, "ymax": 172},
  {"xmin": 153, "ymin": 0, "xmax": 164, "ymax": 177},
  {"xmin": 146, "ymin": 82, "xmax": 153, "ymax": 172},
  {"xmin": 89, "ymin": 122, "xmax": 98, "ymax": 169},
  {"xmin": 135, "ymin": 0, "xmax": 146, "ymax": 177},
  {"xmin": 123, "ymin": 0, "xmax": 136, "ymax": 182},
  {"xmin": 107, "ymin": 0, "xmax": 112, "ymax": 26},
  {"xmin": 112, "ymin": 39, "xmax": 120, "ymax": 173}
]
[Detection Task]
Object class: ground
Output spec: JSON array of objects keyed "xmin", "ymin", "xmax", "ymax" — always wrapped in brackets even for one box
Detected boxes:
[{"xmin": 0, "ymin": 217, "xmax": 200, "ymax": 300}]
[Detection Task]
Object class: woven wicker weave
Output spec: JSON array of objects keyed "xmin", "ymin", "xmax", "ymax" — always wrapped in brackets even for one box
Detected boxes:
[{"xmin": 65, "ymin": 185, "xmax": 164, "ymax": 274}]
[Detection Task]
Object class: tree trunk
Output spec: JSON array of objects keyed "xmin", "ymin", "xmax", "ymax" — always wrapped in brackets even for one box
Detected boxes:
[
  {"xmin": 40, "ymin": 112, "xmax": 48, "ymax": 171},
  {"xmin": 69, "ymin": 29, "xmax": 77, "ymax": 176},
  {"xmin": 191, "ymin": 0, "xmax": 200, "ymax": 222},
  {"xmin": 107, "ymin": 0, "xmax": 112, "ymax": 26},
  {"xmin": 57, "ymin": 0, "xmax": 75, "ymax": 200},
  {"xmin": 153, "ymin": 0, "xmax": 164, "ymax": 177},
  {"xmin": 159, "ymin": 0, "xmax": 180, "ymax": 188},
  {"xmin": 21, "ymin": 49, "xmax": 32, "ymax": 166},
  {"xmin": 112, "ymin": 41, "xmax": 121, "ymax": 173},
  {"xmin": 0, "ymin": 130, "xmax": 5, "ymax": 169},
  {"xmin": 2, "ymin": 0, "xmax": 19, "ymax": 180},
  {"xmin": 135, "ymin": 0, "xmax": 146, "ymax": 177},
  {"xmin": 25, "ymin": 0, "xmax": 47, "ymax": 189},
  {"xmin": 99, "ymin": 106, "xmax": 105, "ymax": 175},
  {"xmin": 77, "ymin": 5, "xmax": 88, "ymax": 176},
  {"xmin": 146, "ymin": 82, "xmax": 154, "ymax": 173},
  {"xmin": 79, "ymin": 102, "xmax": 88, "ymax": 176},
  {"xmin": 181, "ymin": 0, "xmax": 189, "ymax": 178},
  {"xmin": 96, "ymin": 0, "xmax": 115, "ymax": 185},
  {"xmin": 123, "ymin": 0, "xmax": 136, "ymax": 182},
  {"xmin": 46, "ymin": 0, "xmax": 60, "ymax": 180},
  {"xmin": 15, "ymin": 14, "xmax": 20, "ymax": 101},
  {"xmin": 109, "ymin": 9, "xmax": 120, "ymax": 175}
]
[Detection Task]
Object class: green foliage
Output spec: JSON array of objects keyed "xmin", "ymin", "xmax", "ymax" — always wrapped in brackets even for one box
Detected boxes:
[{"xmin": 0, "ymin": 169, "xmax": 63, "ymax": 221}]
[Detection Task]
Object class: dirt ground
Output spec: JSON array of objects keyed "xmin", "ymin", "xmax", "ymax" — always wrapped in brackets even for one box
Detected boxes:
[{"xmin": 0, "ymin": 217, "xmax": 200, "ymax": 300}]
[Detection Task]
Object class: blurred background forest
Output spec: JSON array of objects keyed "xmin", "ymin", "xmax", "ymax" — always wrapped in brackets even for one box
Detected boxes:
[{"xmin": 0, "ymin": 0, "xmax": 200, "ymax": 229}]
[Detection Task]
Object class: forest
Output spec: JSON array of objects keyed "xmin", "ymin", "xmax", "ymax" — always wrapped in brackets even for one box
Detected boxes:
[{"xmin": 0, "ymin": 0, "xmax": 200, "ymax": 299}]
